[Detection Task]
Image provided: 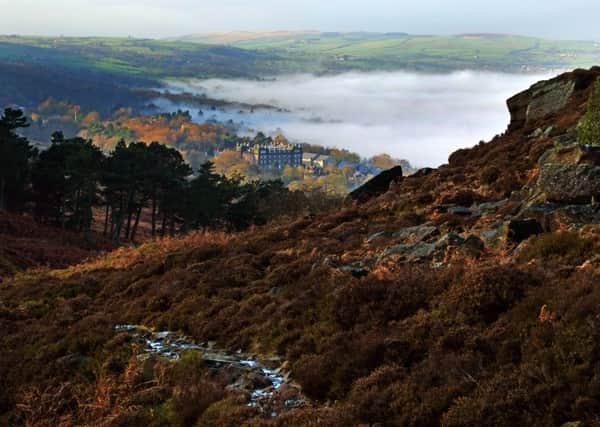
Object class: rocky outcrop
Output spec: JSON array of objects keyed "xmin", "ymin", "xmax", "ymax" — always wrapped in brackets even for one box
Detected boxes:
[
  {"xmin": 392, "ymin": 224, "xmax": 439, "ymax": 242},
  {"xmin": 507, "ymin": 67, "xmax": 600, "ymax": 131},
  {"xmin": 508, "ymin": 79, "xmax": 574, "ymax": 130},
  {"xmin": 348, "ymin": 165, "xmax": 403, "ymax": 203}
]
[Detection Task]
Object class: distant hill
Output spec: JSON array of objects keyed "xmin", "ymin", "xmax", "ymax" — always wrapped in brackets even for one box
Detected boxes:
[
  {"xmin": 1, "ymin": 33, "xmax": 600, "ymax": 85},
  {"xmin": 175, "ymin": 30, "xmax": 321, "ymax": 45},
  {"xmin": 174, "ymin": 31, "xmax": 600, "ymax": 73}
]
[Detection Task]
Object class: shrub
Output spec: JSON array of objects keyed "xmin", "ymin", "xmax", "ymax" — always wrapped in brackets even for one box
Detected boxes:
[
  {"xmin": 442, "ymin": 265, "xmax": 536, "ymax": 324},
  {"xmin": 517, "ymin": 232, "xmax": 591, "ymax": 265},
  {"xmin": 577, "ymin": 78, "xmax": 600, "ymax": 146},
  {"xmin": 480, "ymin": 166, "xmax": 501, "ymax": 185},
  {"xmin": 440, "ymin": 190, "xmax": 482, "ymax": 207}
]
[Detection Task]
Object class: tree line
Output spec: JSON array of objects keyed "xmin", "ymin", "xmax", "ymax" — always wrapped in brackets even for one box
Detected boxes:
[{"xmin": 0, "ymin": 109, "xmax": 338, "ymax": 243}]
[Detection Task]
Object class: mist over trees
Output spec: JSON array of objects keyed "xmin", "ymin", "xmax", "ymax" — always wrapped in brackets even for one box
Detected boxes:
[{"xmin": 0, "ymin": 108, "xmax": 337, "ymax": 242}]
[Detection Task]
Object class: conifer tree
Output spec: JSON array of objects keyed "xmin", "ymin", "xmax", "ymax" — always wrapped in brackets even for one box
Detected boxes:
[{"xmin": 0, "ymin": 109, "xmax": 35, "ymax": 212}]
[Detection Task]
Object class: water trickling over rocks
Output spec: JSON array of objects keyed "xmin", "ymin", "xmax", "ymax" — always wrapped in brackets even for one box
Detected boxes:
[{"xmin": 114, "ymin": 325, "xmax": 306, "ymax": 414}]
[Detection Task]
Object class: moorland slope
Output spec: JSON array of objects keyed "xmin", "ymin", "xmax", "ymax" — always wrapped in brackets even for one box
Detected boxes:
[{"xmin": 1, "ymin": 68, "xmax": 600, "ymax": 426}]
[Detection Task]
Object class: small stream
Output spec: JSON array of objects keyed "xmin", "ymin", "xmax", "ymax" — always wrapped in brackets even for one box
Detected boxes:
[{"xmin": 114, "ymin": 325, "xmax": 305, "ymax": 413}]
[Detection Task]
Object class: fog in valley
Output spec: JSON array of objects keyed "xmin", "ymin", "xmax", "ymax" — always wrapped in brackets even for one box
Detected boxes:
[{"xmin": 163, "ymin": 71, "xmax": 549, "ymax": 167}]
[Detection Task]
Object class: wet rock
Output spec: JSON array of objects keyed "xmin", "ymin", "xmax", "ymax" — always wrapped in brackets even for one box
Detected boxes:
[
  {"xmin": 537, "ymin": 163, "xmax": 600, "ymax": 204},
  {"xmin": 507, "ymin": 219, "xmax": 543, "ymax": 243},
  {"xmin": 393, "ymin": 224, "xmax": 439, "ymax": 242},
  {"xmin": 244, "ymin": 371, "xmax": 273, "ymax": 391},
  {"xmin": 348, "ymin": 165, "xmax": 403, "ymax": 203},
  {"xmin": 115, "ymin": 325, "xmax": 297, "ymax": 411}
]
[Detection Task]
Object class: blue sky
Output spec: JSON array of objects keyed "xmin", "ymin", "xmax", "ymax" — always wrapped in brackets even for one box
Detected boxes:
[{"xmin": 1, "ymin": 0, "xmax": 599, "ymax": 40}]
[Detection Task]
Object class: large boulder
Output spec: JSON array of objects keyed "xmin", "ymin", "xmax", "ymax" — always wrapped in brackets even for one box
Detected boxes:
[
  {"xmin": 348, "ymin": 165, "xmax": 403, "ymax": 204},
  {"xmin": 537, "ymin": 163, "xmax": 600, "ymax": 204},
  {"xmin": 532, "ymin": 144, "xmax": 600, "ymax": 204}
]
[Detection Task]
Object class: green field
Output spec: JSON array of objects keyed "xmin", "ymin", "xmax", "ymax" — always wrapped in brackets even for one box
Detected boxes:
[
  {"xmin": 1, "ymin": 32, "xmax": 600, "ymax": 113},
  {"xmin": 1, "ymin": 32, "xmax": 600, "ymax": 80},
  {"xmin": 177, "ymin": 31, "xmax": 600, "ymax": 73}
]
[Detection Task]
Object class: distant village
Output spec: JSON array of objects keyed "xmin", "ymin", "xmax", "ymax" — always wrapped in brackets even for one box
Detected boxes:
[
  {"xmin": 233, "ymin": 135, "xmax": 411, "ymax": 186},
  {"xmin": 19, "ymin": 100, "xmax": 414, "ymax": 195}
]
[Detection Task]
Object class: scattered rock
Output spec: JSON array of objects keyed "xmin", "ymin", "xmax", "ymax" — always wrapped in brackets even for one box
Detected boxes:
[
  {"xmin": 475, "ymin": 200, "xmax": 508, "ymax": 215},
  {"xmin": 409, "ymin": 242, "xmax": 437, "ymax": 260},
  {"xmin": 478, "ymin": 228, "xmax": 501, "ymax": 247},
  {"xmin": 435, "ymin": 233, "xmax": 465, "ymax": 249},
  {"xmin": 379, "ymin": 242, "xmax": 436, "ymax": 263},
  {"xmin": 393, "ymin": 224, "xmax": 439, "ymax": 242},
  {"xmin": 447, "ymin": 206, "xmax": 473, "ymax": 216},
  {"xmin": 435, "ymin": 204, "xmax": 473, "ymax": 215},
  {"xmin": 507, "ymin": 219, "xmax": 543, "ymax": 243},
  {"xmin": 380, "ymin": 244, "xmax": 411, "ymax": 258}
]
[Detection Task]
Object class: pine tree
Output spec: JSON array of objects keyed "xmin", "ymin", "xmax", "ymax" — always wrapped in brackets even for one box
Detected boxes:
[{"xmin": 0, "ymin": 109, "xmax": 35, "ymax": 212}]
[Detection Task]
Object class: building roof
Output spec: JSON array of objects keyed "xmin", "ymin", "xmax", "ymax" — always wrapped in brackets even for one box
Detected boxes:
[{"xmin": 302, "ymin": 152, "xmax": 320, "ymax": 161}]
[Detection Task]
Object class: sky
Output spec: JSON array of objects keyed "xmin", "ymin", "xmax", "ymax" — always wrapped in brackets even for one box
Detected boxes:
[{"xmin": 1, "ymin": 0, "xmax": 599, "ymax": 40}]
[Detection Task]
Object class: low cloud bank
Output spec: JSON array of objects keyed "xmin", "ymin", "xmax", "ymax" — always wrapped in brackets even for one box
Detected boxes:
[{"xmin": 168, "ymin": 71, "xmax": 549, "ymax": 167}]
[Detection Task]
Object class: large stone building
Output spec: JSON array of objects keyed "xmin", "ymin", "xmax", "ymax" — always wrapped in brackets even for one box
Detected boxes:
[
  {"xmin": 302, "ymin": 152, "xmax": 333, "ymax": 169},
  {"xmin": 238, "ymin": 141, "xmax": 303, "ymax": 171}
]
